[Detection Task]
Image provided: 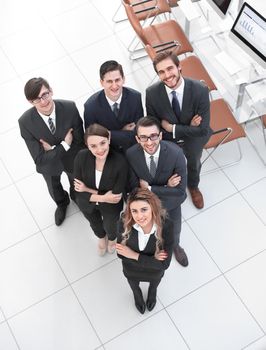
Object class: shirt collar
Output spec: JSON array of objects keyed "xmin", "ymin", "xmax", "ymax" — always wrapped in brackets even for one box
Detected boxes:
[
  {"xmin": 133, "ymin": 222, "xmax": 157, "ymax": 236},
  {"xmin": 105, "ymin": 93, "xmax": 122, "ymax": 107},
  {"xmin": 165, "ymin": 76, "xmax": 185, "ymax": 96},
  {"xmin": 143, "ymin": 144, "xmax": 160, "ymax": 159}
]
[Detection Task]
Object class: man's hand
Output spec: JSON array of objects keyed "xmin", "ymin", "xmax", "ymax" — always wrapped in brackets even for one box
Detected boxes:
[
  {"xmin": 167, "ymin": 174, "xmax": 181, "ymax": 187},
  {"xmin": 161, "ymin": 119, "xmax": 174, "ymax": 132},
  {"xmin": 40, "ymin": 139, "xmax": 52, "ymax": 151},
  {"xmin": 122, "ymin": 122, "xmax": 135, "ymax": 131},
  {"xmin": 64, "ymin": 128, "xmax": 73, "ymax": 146},
  {"xmin": 139, "ymin": 179, "xmax": 149, "ymax": 189},
  {"xmin": 190, "ymin": 114, "xmax": 202, "ymax": 126}
]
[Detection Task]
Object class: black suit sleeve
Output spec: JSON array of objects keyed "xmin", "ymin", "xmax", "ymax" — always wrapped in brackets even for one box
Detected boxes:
[
  {"xmin": 174, "ymin": 84, "xmax": 210, "ymax": 138},
  {"xmin": 151, "ymin": 147, "xmax": 187, "ymax": 207},
  {"xmin": 19, "ymin": 118, "xmax": 66, "ymax": 167},
  {"xmin": 117, "ymin": 219, "xmax": 174, "ymax": 271},
  {"xmin": 73, "ymin": 151, "xmax": 93, "ymax": 204}
]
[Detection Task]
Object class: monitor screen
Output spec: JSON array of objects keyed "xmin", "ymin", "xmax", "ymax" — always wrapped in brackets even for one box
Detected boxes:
[
  {"xmin": 206, "ymin": 0, "xmax": 232, "ymax": 18},
  {"xmin": 230, "ymin": 2, "xmax": 266, "ymax": 68}
]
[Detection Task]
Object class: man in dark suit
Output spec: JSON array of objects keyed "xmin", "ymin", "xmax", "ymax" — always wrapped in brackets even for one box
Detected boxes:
[
  {"xmin": 19, "ymin": 77, "xmax": 84, "ymax": 226},
  {"xmin": 146, "ymin": 51, "xmax": 212, "ymax": 209},
  {"xmin": 84, "ymin": 60, "xmax": 144, "ymax": 151},
  {"xmin": 126, "ymin": 116, "xmax": 188, "ymax": 267}
]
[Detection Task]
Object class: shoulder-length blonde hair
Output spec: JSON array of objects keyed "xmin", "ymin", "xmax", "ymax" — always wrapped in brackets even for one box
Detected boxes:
[{"xmin": 121, "ymin": 188, "xmax": 166, "ymax": 253}]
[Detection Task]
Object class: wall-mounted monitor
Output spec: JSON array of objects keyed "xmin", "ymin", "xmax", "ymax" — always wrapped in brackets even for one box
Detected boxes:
[
  {"xmin": 206, "ymin": 0, "xmax": 232, "ymax": 18},
  {"xmin": 230, "ymin": 2, "xmax": 266, "ymax": 68}
]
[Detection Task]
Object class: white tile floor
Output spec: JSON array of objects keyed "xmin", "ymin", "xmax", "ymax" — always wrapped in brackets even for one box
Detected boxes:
[{"xmin": 0, "ymin": 0, "xmax": 266, "ymax": 349}]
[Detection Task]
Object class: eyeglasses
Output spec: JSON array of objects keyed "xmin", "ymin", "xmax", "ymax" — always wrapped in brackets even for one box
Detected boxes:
[
  {"xmin": 137, "ymin": 133, "xmax": 160, "ymax": 142},
  {"xmin": 31, "ymin": 91, "xmax": 51, "ymax": 104}
]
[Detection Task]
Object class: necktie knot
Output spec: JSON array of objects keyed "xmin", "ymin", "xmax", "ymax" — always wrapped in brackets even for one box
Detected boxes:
[
  {"xmin": 149, "ymin": 155, "xmax": 156, "ymax": 178},
  {"xmin": 48, "ymin": 117, "xmax": 56, "ymax": 134},
  {"xmin": 113, "ymin": 102, "xmax": 119, "ymax": 117}
]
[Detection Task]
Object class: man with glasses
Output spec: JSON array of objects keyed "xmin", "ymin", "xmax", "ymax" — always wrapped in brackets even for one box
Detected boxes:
[
  {"xmin": 146, "ymin": 51, "xmax": 212, "ymax": 209},
  {"xmin": 18, "ymin": 77, "xmax": 84, "ymax": 226},
  {"xmin": 84, "ymin": 60, "xmax": 143, "ymax": 152},
  {"xmin": 126, "ymin": 116, "xmax": 188, "ymax": 267}
]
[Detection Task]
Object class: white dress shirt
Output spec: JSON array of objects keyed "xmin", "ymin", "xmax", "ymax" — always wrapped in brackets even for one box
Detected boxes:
[{"xmin": 133, "ymin": 223, "xmax": 157, "ymax": 251}]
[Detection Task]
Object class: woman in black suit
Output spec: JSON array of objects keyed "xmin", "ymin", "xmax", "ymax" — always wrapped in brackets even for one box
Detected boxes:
[
  {"xmin": 116, "ymin": 188, "xmax": 174, "ymax": 314},
  {"xmin": 74, "ymin": 123, "xmax": 128, "ymax": 256}
]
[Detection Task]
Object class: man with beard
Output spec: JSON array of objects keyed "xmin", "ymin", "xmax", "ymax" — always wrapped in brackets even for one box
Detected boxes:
[{"xmin": 146, "ymin": 51, "xmax": 212, "ymax": 209}]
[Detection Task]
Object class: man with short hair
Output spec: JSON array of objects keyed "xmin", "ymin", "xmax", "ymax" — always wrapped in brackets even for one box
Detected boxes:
[
  {"xmin": 126, "ymin": 116, "xmax": 188, "ymax": 267},
  {"xmin": 146, "ymin": 51, "xmax": 212, "ymax": 209},
  {"xmin": 19, "ymin": 77, "xmax": 84, "ymax": 226},
  {"xmin": 84, "ymin": 60, "xmax": 144, "ymax": 151}
]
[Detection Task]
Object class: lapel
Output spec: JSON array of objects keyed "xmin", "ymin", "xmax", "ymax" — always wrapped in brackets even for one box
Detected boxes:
[
  {"xmin": 31, "ymin": 108, "xmax": 56, "ymax": 143},
  {"xmin": 128, "ymin": 227, "xmax": 156, "ymax": 253},
  {"xmin": 154, "ymin": 142, "xmax": 168, "ymax": 179},
  {"xmin": 158, "ymin": 83, "xmax": 177, "ymax": 123},
  {"xmin": 135, "ymin": 146, "xmax": 154, "ymax": 183},
  {"xmin": 99, "ymin": 91, "xmax": 121, "ymax": 128},
  {"xmin": 180, "ymin": 78, "xmax": 192, "ymax": 121},
  {"xmin": 97, "ymin": 150, "xmax": 114, "ymax": 190}
]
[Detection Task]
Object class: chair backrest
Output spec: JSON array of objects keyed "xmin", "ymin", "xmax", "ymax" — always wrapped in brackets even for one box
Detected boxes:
[
  {"xmin": 145, "ymin": 44, "xmax": 216, "ymax": 90},
  {"xmin": 123, "ymin": 1, "xmax": 147, "ymax": 44},
  {"xmin": 124, "ymin": 0, "xmax": 171, "ymax": 22}
]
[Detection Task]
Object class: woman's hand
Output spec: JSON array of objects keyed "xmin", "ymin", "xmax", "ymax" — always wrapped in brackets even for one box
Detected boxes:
[
  {"xmin": 116, "ymin": 243, "xmax": 139, "ymax": 260},
  {"xmin": 154, "ymin": 250, "xmax": 168, "ymax": 261},
  {"xmin": 102, "ymin": 190, "xmax": 122, "ymax": 204},
  {"xmin": 74, "ymin": 179, "xmax": 97, "ymax": 194}
]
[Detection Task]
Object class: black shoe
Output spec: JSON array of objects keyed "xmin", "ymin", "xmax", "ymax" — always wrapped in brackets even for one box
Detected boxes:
[
  {"xmin": 174, "ymin": 246, "xmax": 189, "ymax": 267},
  {"xmin": 135, "ymin": 300, "xmax": 146, "ymax": 314},
  {"xmin": 55, "ymin": 205, "xmax": 68, "ymax": 226},
  {"xmin": 146, "ymin": 299, "xmax": 156, "ymax": 312}
]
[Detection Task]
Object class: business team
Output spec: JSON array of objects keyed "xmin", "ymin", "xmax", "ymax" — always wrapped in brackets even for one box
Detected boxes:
[{"xmin": 19, "ymin": 53, "xmax": 211, "ymax": 313}]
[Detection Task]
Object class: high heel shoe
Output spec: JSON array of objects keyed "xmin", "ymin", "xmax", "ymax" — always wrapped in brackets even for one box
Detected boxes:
[
  {"xmin": 146, "ymin": 285, "xmax": 157, "ymax": 311},
  {"xmin": 133, "ymin": 288, "xmax": 145, "ymax": 314},
  {"xmin": 97, "ymin": 237, "xmax": 107, "ymax": 256},
  {"xmin": 146, "ymin": 298, "xmax": 156, "ymax": 311}
]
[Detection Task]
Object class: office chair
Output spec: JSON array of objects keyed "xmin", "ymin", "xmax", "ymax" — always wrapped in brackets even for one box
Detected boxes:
[{"xmin": 123, "ymin": 0, "xmax": 193, "ymax": 59}]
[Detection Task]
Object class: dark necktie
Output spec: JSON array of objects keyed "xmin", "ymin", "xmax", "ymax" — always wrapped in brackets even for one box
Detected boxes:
[
  {"xmin": 149, "ymin": 155, "xmax": 156, "ymax": 178},
  {"xmin": 113, "ymin": 102, "xmax": 119, "ymax": 117},
  {"xmin": 48, "ymin": 117, "xmax": 56, "ymax": 134},
  {"xmin": 171, "ymin": 90, "xmax": 181, "ymax": 123}
]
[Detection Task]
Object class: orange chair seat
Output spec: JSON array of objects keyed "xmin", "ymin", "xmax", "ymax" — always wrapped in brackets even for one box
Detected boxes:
[{"xmin": 205, "ymin": 98, "xmax": 246, "ymax": 149}]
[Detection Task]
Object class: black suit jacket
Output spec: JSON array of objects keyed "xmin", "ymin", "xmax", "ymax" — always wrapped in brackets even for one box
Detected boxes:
[
  {"xmin": 18, "ymin": 100, "xmax": 84, "ymax": 176},
  {"xmin": 126, "ymin": 141, "xmax": 187, "ymax": 211},
  {"xmin": 146, "ymin": 78, "xmax": 212, "ymax": 141},
  {"xmin": 74, "ymin": 148, "xmax": 128, "ymax": 214},
  {"xmin": 117, "ymin": 217, "xmax": 174, "ymax": 281},
  {"xmin": 84, "ymin": 87, "xmax": 144, "ymax": 150}
]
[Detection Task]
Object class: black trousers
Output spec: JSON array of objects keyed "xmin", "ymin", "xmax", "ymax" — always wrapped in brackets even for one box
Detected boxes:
[
  {"xmin": 168, "ymin": 206, "xmax": 182, "ymax": 247},
  {"xmin": 82, "ymin": 205, "xmax": 120, "ymax": 241},
  {"xmin": 42, "ymin": 171, "xmax": 74, "ymax": 207},
  {"xmin": 127, "ymin": 278, "xmax": 161, "ymax": 301},
  {"xmin": 182, "ymin": 133, "xmax": 211, "ymax": 188}
]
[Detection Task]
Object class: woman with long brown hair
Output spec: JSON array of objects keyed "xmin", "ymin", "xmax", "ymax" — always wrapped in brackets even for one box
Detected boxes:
[
  {"xmin": 116, "ymin": 188, "xmax": 174, "ymax": 314},
  {"xmin": 74, "ymin": 123, "xmax": 128, "ymax": 255}
]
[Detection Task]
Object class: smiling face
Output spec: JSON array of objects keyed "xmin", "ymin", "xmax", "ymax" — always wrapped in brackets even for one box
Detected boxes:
[
  {"xmin": 155, "ymin": 57, "xmax": 182, "ymax": 90},
  {"xmin": 86, "ymin": 135, "xmax": 110, "ymax": 160},
  {"xmin": 136, "ymin": 125, "xmax": 162, "ymax": 155},
  {"xmin": 30, "ymin": 85, "xmax": 54, "ymax": 115},
  {"xmin": 100, "ymin": 70, "xmax": 125, "ymax": 102},
  {"xmin": 130, "ymin": 200, "xmax": 153, "ymax": 231}
]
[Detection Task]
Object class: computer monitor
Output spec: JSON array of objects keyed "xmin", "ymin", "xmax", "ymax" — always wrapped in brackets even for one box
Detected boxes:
[
  {"xmin": 230, "ymin": 2, "xmax": 266, "ymax": 68},
  {"xmin": 206, "ymin": 0, "xmax": 232, "ymax": 18}
]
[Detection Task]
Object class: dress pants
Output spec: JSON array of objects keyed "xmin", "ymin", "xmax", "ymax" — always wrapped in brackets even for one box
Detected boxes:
[
  {"xmin": 168, "ymin": 206, "xmax": 181, "ymax": 247},
  {"xmin": 42, "ymin": 171, "xmax": 74, "ymax": 207},
  {"xmin": 127, "ymin": 278, "xmax": 161, "ymax": 301},
  {"xmin": 182, "ymin": 133, "xmax": 211, "ymax": 188},
  {"xmin": 82, "ymin": 205, "xmax": 120, "ymax": 241}
]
